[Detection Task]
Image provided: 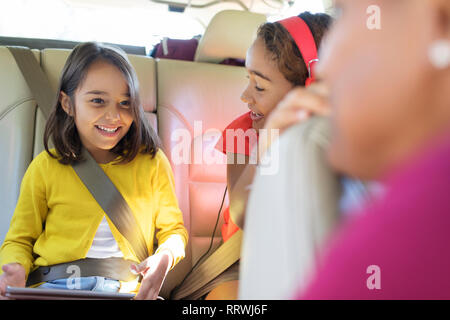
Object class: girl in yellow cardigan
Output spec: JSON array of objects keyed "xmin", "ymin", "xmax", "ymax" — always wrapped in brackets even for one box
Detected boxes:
[{"xmin": 0, "ymin": 42, "xmax": 188, "ymax": 300}]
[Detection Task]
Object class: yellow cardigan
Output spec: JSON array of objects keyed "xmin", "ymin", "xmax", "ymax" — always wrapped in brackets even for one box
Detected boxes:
[{"xmin": 0, "ymin": 148, "xmax": 188, "ymax": 279}]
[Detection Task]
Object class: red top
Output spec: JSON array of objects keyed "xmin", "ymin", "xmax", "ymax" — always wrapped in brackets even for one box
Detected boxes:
[
  {"xmin": 216, "ymin": 112, "xmax": 258, "ymax": 242},
  {"xmin": 216, "ymin": 111, "xmax": 258, "ymax": 156}
]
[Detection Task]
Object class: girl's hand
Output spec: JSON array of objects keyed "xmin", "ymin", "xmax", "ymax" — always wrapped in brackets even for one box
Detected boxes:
[
  {"xmin": 258, "ymin": 83, "xmax": 331, "ymax": 159},
  {"xmin": 132, "ymin": 250, "xmax": 173, "ymax": 300},
  {"xmin": 0, "ymin": 263, "xmax": 26, "ymax": 300}
]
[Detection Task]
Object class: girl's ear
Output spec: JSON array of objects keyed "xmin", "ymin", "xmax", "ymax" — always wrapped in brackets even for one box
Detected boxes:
[{"xmin": 59, "ymin": 91, "xmax": 74, "ymax": 116}]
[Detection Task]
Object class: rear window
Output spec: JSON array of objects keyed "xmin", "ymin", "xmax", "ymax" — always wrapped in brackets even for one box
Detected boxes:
[
  {"xmin": 0, "ymin": 0, "xmax": 325, "ymax": 54},
  {"xmin": 0, "ymin": 0, "xmax": 204, "ymax": 54}
]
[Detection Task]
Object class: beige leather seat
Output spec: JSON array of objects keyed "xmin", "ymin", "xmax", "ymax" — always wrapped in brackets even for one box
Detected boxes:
[
  {"xmin": 0, "ymin": 48, "xmax": 40, "ymax": 244},
  {"xmin": 240, "ymin": 117, "xmax": 370, "ymax": 299},
  {"xmin": 240, "ymin": 117, "xmax": 344, "ymax": 299},
  {"xmin": 194, "ymin": 10, "xmax": 266, "ymax": 63}
]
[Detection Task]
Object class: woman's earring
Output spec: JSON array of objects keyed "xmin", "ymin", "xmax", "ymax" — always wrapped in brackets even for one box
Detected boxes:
[{"xmin": 428, "ymin": 39, "xmax": 450, "ymax": 69}]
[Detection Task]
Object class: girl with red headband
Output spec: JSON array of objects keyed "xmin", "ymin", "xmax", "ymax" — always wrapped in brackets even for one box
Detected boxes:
[{"xmin": 206, "ymin": 11, "xmax": 332, "ymax": 300}]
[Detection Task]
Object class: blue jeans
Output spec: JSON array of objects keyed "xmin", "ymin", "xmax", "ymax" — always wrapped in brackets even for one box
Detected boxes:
[{"xmin": 38, "ymin": 276, "xmax": 120, "ymax": 293}]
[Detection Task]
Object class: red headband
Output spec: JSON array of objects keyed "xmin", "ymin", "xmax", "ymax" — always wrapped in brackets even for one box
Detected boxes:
[{"xmin": 278, "ymin": 16, "xmax": 318, "ymax": 87}]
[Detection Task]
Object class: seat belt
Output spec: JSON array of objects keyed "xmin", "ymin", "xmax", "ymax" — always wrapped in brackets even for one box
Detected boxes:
[
  {"xmin": 72, "ymin": 148, "xmax": 149, "ymax": 263},
  {"xmin": 7, "ymin": 46, "xmax": 54, "ymax": 119},
  {"xmin": 25, "ymin": 257, "xmax": 137, "ymax": 287},
  {"xmin": 8, "ymin": 46, "xmax": 149, "ymax": 273},
  {"xmin": 24, "ymin": 150, "xmax": 150, "ymax": 286},
  {"xmin": 171, "ymin": 229, "xmax": 242, "ymax": 300}
]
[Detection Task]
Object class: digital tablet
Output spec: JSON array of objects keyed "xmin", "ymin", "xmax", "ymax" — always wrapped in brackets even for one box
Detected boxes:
[{"xmin": 5, "ymin": 286, "xmax": 135, "ymax": 300}]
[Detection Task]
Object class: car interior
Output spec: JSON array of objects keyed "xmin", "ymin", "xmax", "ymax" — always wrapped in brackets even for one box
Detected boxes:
[{"xmin": 0, "ymin": 0, "xmax": 356, "ymax": 300}]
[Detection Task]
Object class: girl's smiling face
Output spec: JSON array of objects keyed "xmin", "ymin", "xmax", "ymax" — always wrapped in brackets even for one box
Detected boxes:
[
  {"xmin": 60, "ymin": 59, "xmax": 134, "ymax": 163},
  {"xmin": 241, "ymin": 37, "xmax": 294, "ymax": 129}
]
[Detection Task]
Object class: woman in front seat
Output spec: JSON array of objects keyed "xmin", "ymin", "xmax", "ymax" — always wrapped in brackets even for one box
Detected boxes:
[{"xmin": 292, "ymin": 0, "xmax": 450, "ymax": 299}]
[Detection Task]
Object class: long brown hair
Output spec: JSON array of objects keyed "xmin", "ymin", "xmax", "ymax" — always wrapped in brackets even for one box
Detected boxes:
[
  {"xmin": 257, "ymin": 11, "xmax": 332, "ymax": 86},
  {"xmin": 44, "ymin": 42, "xmax": 160, "ymax": 165}
]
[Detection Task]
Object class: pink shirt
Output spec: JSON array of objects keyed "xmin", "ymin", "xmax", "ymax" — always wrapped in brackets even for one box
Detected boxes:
[{"xmin": 296, "ymin": 132, "xmax": 450, "ymax": 299}]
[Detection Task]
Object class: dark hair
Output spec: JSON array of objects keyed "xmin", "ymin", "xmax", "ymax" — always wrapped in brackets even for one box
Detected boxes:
[
  {"xmin": 257, "ymin": 11, "xmax": 333, "ymax": 86},
  {"xmin": 44, "ymin": 42, "xmax": 160, "ymax": 165}
]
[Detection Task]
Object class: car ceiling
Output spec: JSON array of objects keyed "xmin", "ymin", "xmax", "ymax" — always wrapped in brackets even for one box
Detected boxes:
[{"xmin": 63, "ymin": 0, "xmax": 334, "ymax": 27}]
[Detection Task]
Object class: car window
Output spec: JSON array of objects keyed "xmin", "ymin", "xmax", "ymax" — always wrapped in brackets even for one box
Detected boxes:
[
  {"xmin": 0, "ymin": 0, "xmax": 204, "ymax": 54},
  {"xmin": 0, "ymin": 0, "xmax": 325, "ymax": 54}
]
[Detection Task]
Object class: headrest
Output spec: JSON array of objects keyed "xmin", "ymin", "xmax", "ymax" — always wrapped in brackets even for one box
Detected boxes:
[{"xmin": 194, "ymin": 10, "xmax": 267, "ymax": 64}]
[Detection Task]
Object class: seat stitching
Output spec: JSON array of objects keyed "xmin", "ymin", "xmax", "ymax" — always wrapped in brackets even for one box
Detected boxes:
[
  {"xmin": 158, "ymin": 104, "xmax": 193, "ymax": 133},
  {"xmin": 0, "ymin": 98, "xmax": 35, "ymax": 121}
]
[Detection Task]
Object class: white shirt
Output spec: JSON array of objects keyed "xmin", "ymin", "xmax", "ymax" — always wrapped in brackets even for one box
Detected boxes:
[{"xmin": 86, "ymin": 216, "xmax": 124, "ymax": 258}]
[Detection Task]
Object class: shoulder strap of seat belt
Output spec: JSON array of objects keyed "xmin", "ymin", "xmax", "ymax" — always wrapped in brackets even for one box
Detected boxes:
[
  {"xmin": 72, "ymin": 148, "xmax": 149, "ymax": 263},
  {"xmin": 7, "ymin": 46, "xmax": 54, "ymax": 119},
  {"xmin": 8, "ymin": 46, "xmax": 149, "ymax": 263},
  {"xmin": 171, "ymin": 229, "xmax": 242, "ymax": 300}
]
